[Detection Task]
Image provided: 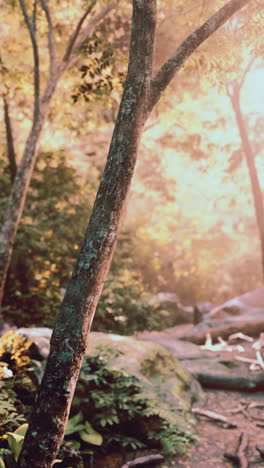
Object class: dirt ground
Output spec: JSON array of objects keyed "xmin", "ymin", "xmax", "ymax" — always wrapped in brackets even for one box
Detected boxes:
[
  {"xmin": 170, "ymin": 389, "xmax": 264, "ymax": 468},
  {"xmin": 163, "ymin": 339, "xmax": 264, "ymax": 468},
  {"xmin": 137, "ymin": 329, "xmax": 264, "ymax": 468},
  {"xmin": 95, "ymin": 331, "xmax": 264, "ymax": 468},
  {"xmin": 95, "ymin": 386, "xmax": 264, "ymax": 468}
]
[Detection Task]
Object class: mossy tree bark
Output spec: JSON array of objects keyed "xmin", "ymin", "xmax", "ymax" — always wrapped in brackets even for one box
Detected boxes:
[{"xmin": 17, "ymin": 0, "xmax": 252, "ymax": 466}]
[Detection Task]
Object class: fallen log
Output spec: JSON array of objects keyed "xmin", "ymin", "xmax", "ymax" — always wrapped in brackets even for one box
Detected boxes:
[
  {"xmin": 195, "ymin": 372, "xmax": 264, "ymax": 392},
  {"xmin": 180, "ymin": 319, "xmax": 264, "ymax": 345}
]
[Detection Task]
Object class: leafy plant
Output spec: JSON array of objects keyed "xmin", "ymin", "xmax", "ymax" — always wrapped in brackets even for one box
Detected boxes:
[
  {"xmin": 0, "ymin": 331, "xmax": 32, "ymax": 372},
  {"xmin": 0, "ymin": 423, "xmax": 63, "ymax": 467},
  {"xmin": 0, "ymin": 424, "xmax": 28, "ymax": 467},
  {"xmin": 5, "ymin": 423, "xmax": 28, "ymax": 462},
  {"xmin": 1, "ymin": 152, "xmax": 96, "ymax": 327},
  {"xmin": 0, "ymin": 331, "xmax": 37, "ymax": 437},
  {"xmin": 65, "ymin": 412, "xmax": 103, "ymax": 447},
  {"xmin": 70, "ymin": 348, "xmax": 196, "ymax": 455},
  {"xmin": 0, "ymin": 332, "xmax": 195, "ymax": 464}
]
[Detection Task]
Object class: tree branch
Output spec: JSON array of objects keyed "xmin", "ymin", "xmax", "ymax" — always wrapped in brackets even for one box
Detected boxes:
[
  {"xmin": 39, "ymin": 0, "xmax": 57, "ymax": 78},
  {"xmin": 19, "ymin": 0, "xmax": 40, "ymax": 125},
  {"xmin": 2, "ymin": 95, "xmax": 17, "ymax": 184},
  {"xmin": 239, "ymin": 54, "xmax": 257, "ymax": 91},
  {"xmin": 32, "ymin": 0, "xmax": 38, "ymax": 33},
  {"xmin": 63, "ymin": 0, "xmax": 120, "ymax": 69},
  {"xmin": 62, "ymin": 0, "xmax": 97, "ymax": 64},
  {"xmin": 148, "ymin": 0, "xmax": 252, "ymax": 112},
  {"xmin": 72, "ymin": 0, "xmax": 120, "ymax": 53}
]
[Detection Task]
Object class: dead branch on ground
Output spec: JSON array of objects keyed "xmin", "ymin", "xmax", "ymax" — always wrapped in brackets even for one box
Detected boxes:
[
  {"xmin": 224, "ymin": 432, "xmax": 249, "ymax": 468},
  {"xmin": 192, "ymin": 407, "xmax": 237, "ymax": 428},
  {"xmin": 120, "ymin": 454, "xmax": 165, "ymax": 467}
]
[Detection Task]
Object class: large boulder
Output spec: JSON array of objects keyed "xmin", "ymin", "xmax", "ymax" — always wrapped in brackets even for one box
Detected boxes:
[
  {"xmin": 145, "ymin": 292, "xmax": 194, "ymax": 325},
  {"xmin": 140, "ymin": 336, "xmax": 236, "ymax": 377},
  {"xmin": 180, "ymin": 315, "xmax": 264, "ymax": 344},
  {"xmin": 88, "ymin": 332, "xmax": 202, "ymax": 399},
  {"xmin": 18, "ymin": 327, "xmax": 52, "ymax": 359},
  {"xmin": 208, "ymin": 287, "xmax": 264, "ymax": 319},
  {"xmin": 86, "ymin": 333, "xmax": 203, "ymax": 438},
  {"xmin": 17, "ymin": 328, "xmax": 203, "ymax": 425}
]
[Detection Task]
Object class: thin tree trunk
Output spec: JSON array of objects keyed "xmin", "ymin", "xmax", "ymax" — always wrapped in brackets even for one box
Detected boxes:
[
  {"xmin": 230, "ymin": 87, "xmax": 264, "ymax": 279},
  {"xmin": 17, "ymin": 0, "xmax": 252, "ymax": 466},
  {"xmin": 0, "ymin": 1, "xmax": 118, "ymax": 313},
  {"xmin": 17, "ymin": 2, "xmax": 156, "ymax": 466},
  {"xmin": 3, "ymin": 96, "xmax": 17, "ymax": 183},
  {"xmin": 0, "ymin": 117, "xmax": 45, "ymax": 309}
]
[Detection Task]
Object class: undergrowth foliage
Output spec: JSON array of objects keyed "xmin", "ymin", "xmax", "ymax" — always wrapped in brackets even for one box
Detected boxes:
[
  {"xmin": 0, "ymin": 332, "xmax": 195, "ymax": 466},
  {"xmin": 68, "ymin": 347, "xmax": 195, "ymax": 457}
]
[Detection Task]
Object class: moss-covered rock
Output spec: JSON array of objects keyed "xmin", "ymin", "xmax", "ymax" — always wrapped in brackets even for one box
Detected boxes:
[
  {"xmin": 86, "ymin": 333, "xmax": 203, "ymax": 437},
  {"xmin": 7, "ymin": 328, "xmax": 204, "ymax": 454}
]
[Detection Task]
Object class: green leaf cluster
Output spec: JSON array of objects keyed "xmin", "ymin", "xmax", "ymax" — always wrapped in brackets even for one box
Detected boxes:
[
  {"xmin": 70, "ymin": 349, "xmax": 195, "ymax": 456},
  {"xmin": 72, "ymin": 34, "xmax": 126, "ymax": 104},
  {"xmin": 1, "ymin": 152, "xmax": 96, "ymax": 327},
  {"xmin": 0, "ymin": 331, "xmax": 38, "ymax": 438},
  {"xmin": 1, "ymin": 423, "xmax": 28, "ymax": 464}
]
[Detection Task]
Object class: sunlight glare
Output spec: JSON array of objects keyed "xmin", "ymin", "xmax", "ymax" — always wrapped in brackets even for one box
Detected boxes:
[{"xmin": 243, "ymin": 66, "xmax": 264, "ymax": 114}]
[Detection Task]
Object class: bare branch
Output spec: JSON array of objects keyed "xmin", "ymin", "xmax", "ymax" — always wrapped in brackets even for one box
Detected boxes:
[
  {"xmin": 32, "ymin": 0, "xmax": 38, "ymax": 33},
  {"xmin": 19, "ymin": 0, "xmax": 40, "ymax": 125},
  {"xmin": 62, "ymin": 0, "xmax": 97, "ymax": 64},
  {"xmin": 2, "ymin": 95, "xmax": 17, "ymax": 184},
  {"xmin": 148, "ymin": 0, "xmax": 252, "ymax": 112},
  {"xmin": 192, "ymin": 407, "xmax": 237, "ymax": 428},
  {"xmin": 72, "ymin": 0, "xmax": 120, "ymax": 52},
  {"xmin": 39, "ymin": 0, "xmax": 57, "ymax": 78},
  {"xmin": 225, "ymin": 80, "xmax": 236, "ymax": 99},
  {"xmin": 226, "ymin": 55, "xmax": 256, "ymax": 100},
  {"xmin": 239, "ymin": 54, "xmax": 257, "ymax": 91},
  {"xmin": 120, "ymin": 454, "xmax": 165, "ymax": 468},
  {"xmin": 63, "ymin": 0, "xmax": 120, "ymax": 69}
]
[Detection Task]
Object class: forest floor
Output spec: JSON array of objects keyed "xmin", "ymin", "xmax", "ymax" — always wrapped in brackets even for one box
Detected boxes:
[
  {"xmin": 94, "ymin": 326, "xmax": 264, "ymax": 468},
  {"xmin": 171, "ymin": 388, "xmax": 264, "ymax": 468},
  {"xmin": 94, "ymin": 384, "xmax": 264, "ymax": 468},
  {"xmin": 138, "ymin": 328, "xmax": 264, "ymax": 468}
]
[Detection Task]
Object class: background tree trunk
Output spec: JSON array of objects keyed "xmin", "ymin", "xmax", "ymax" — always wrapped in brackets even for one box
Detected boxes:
[
  {"xmin": 229, "ymin": 86, "xmax": 264, "ymax": 280},
  {"xmin": 0, "ymin": 0, "xmax": 118, "ymax": 312},
  {"xmin": 17, "ymin": 0, "xmax": 252, "ymax": 466},
  {"xmin": 0, "ymin": 116, "xmax": 45, "ymax": 309},
  {"xmin": 3, "ymin": 95, "xmax": 17, "ymax": 183}
]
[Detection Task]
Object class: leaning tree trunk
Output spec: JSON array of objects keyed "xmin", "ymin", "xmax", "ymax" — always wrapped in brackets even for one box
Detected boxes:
[
  {"xmin": 230, "ymin": 86, "xmax": 264, "ymax": 280},
  {"xmin": 18, "ymin": 3, "xmax": 156, "ymax": 466},
  {"xmin": 18, "ymin": 0, "xmax": 252, "ymax": 466}
]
